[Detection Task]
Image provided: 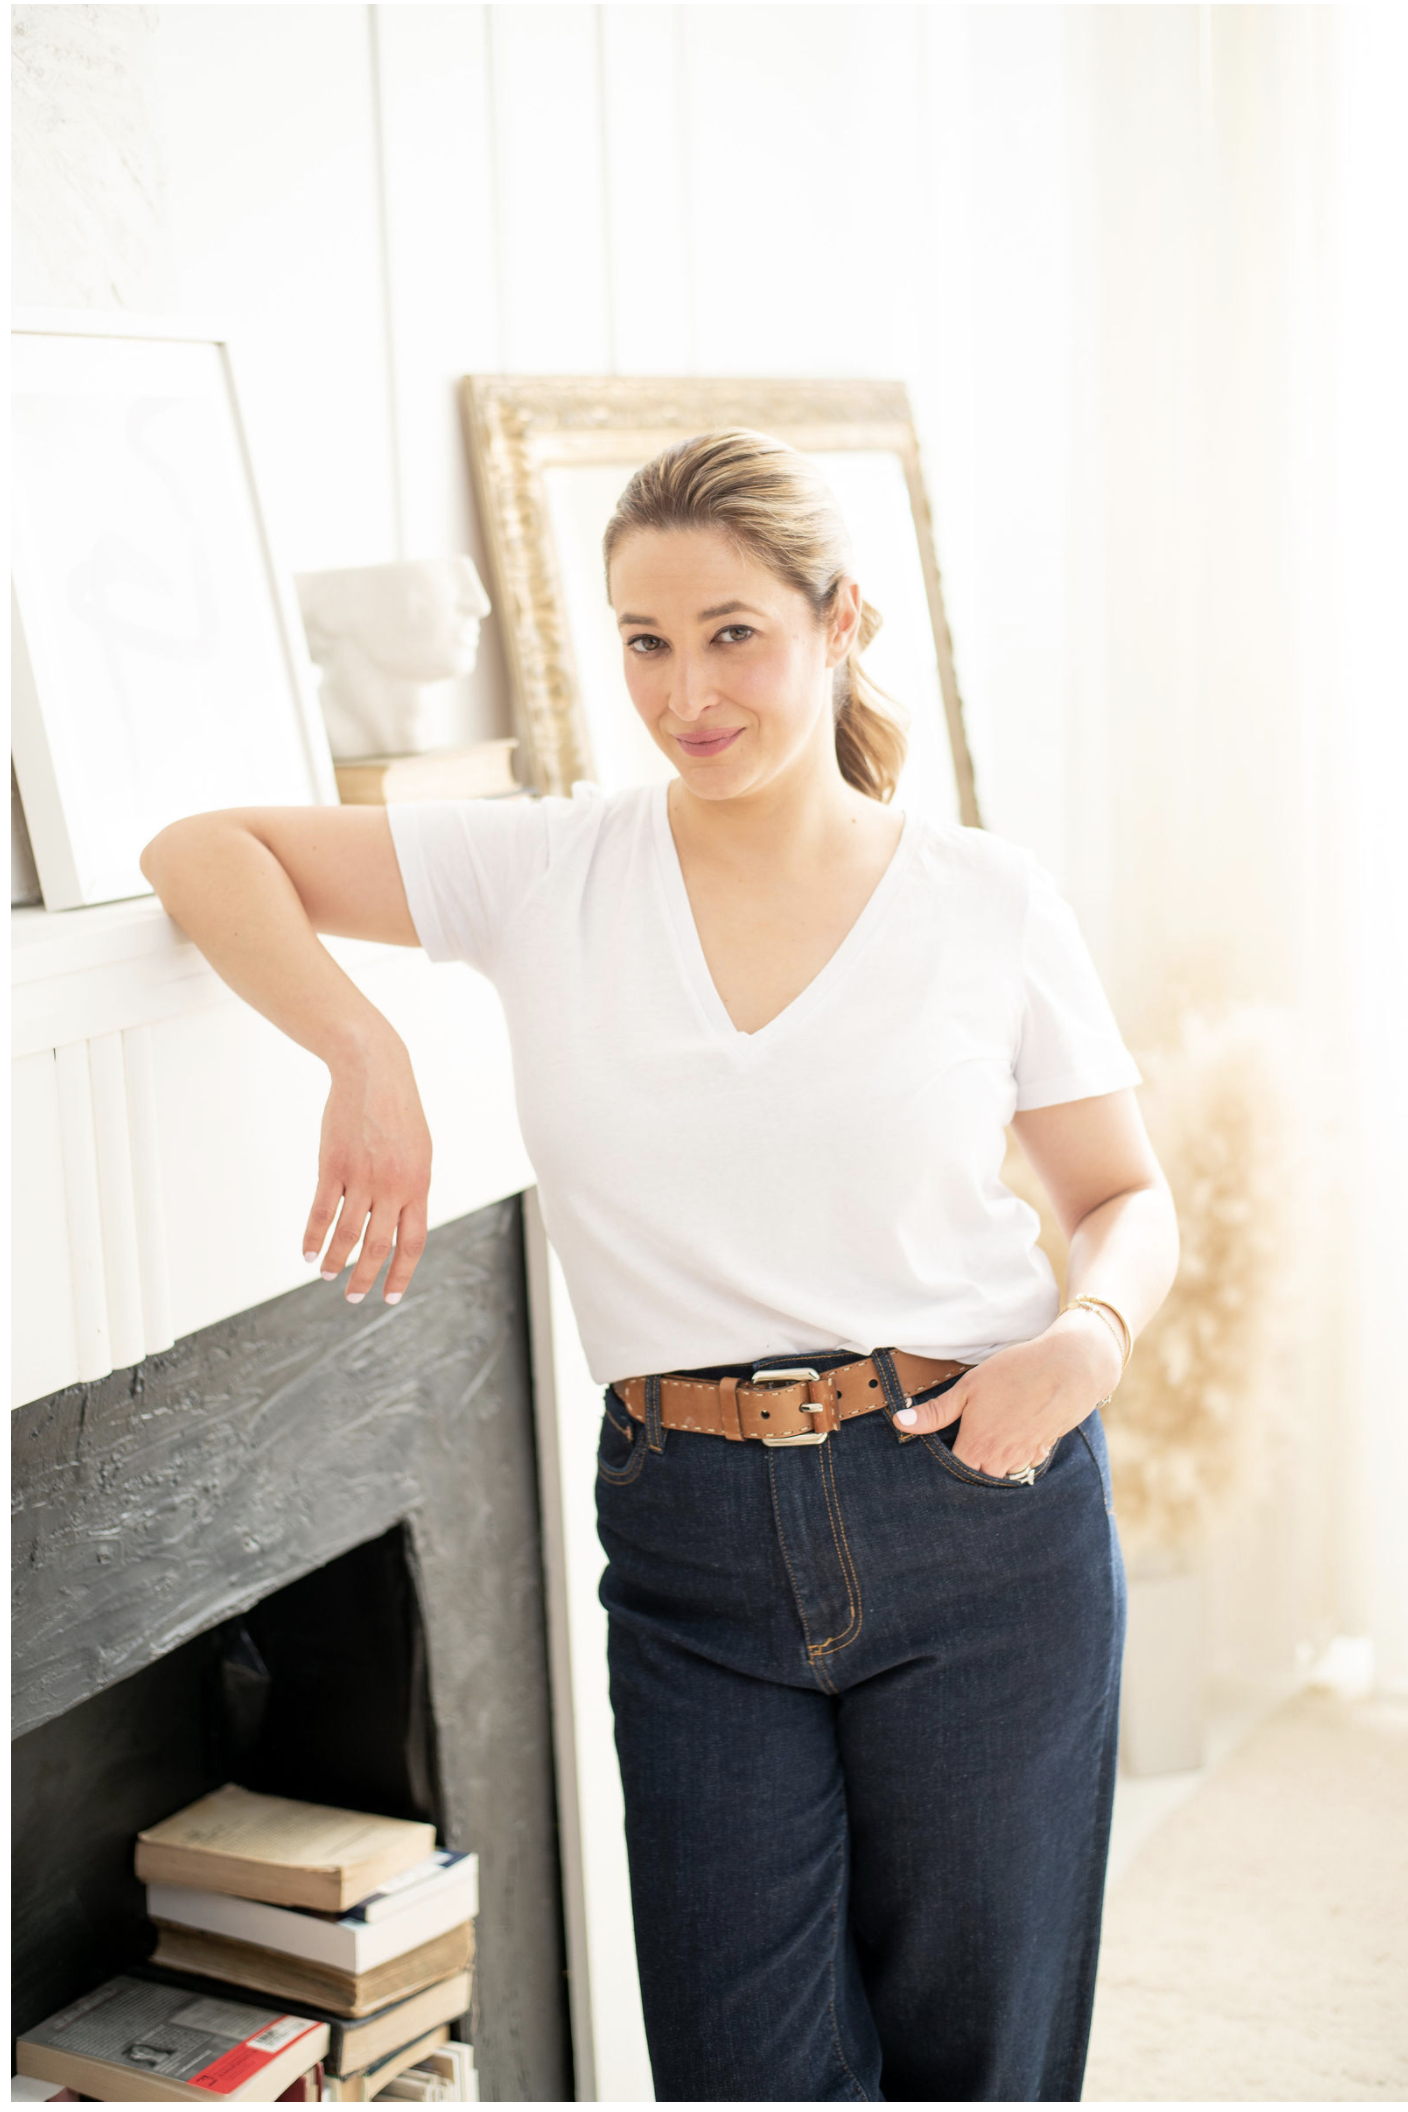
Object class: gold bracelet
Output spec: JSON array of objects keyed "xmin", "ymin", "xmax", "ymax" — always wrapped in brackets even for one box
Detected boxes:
[{"xmin": 1062, "ymin": 1294, "xmax": 1134, "ymax": 1369}]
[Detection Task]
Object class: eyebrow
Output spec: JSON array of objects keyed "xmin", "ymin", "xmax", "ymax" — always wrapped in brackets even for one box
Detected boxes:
[{"xmin": 616, "ymin": 601, "xmax": 766, "ymax": 628}]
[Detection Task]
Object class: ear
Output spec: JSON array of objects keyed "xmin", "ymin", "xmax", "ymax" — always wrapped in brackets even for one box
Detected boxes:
[{"xmin": 825, "ymin": 579, "xmax": 863, "ymax": 667}]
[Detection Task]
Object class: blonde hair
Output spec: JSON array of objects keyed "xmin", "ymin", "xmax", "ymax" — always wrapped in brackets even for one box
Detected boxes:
[{"xmin": 602, "ymin": 428, "xmax": 907, "ymax": 802}]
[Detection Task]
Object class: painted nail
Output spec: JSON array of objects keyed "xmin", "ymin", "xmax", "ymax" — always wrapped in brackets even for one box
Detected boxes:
[
  {"xmin": 346, "ymin": 1291, "xmax": 365, "ymax": 1305},
  {"xmin": 895, "ymin": 1406, "xmax": 918, "ymax": 1427},
  {"xmin": 304, "ymin": 1251, "xmax": 320, "ymax": 1265},
  {"xmin": 384, "ymin": 1291, "xmax": 403, "ymax": 1305},
  {"xmin": 320, "ymin": 1270, "xmax": 339, "ymax": 1282}
]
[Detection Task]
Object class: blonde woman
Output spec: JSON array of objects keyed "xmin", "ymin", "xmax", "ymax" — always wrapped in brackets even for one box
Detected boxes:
[{"xmin": 143, "ymin": 431, "xmax": 1178, "ymax": 2102}]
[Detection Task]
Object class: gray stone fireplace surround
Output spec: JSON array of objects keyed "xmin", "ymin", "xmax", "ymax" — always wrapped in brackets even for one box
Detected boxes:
[{"xmin": 10, "ymin": 1197, "xmax": 571, "ymax": 2102}]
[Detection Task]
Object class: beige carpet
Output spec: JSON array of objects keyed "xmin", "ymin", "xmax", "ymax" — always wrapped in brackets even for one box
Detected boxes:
[{"xmin": 1085, "ymin": 1691, "xmax": 1408, "ymax": 2101}]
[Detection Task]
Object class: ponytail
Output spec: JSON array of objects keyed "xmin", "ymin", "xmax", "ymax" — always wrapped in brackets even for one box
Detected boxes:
[{"xmin": 832, "ymin": 597, "xmax": 907, "ymax": 804}]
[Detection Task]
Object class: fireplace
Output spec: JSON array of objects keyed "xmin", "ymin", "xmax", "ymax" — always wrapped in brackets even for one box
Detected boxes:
[{"xmin": 10, "ymin": 1199, "xmax": 571, "ymax": 2102}]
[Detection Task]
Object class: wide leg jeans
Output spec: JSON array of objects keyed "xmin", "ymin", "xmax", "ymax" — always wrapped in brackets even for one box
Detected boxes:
[{"xmin": 596, "ymin": 1383, "xmax": 1126, "ymax": 2102}]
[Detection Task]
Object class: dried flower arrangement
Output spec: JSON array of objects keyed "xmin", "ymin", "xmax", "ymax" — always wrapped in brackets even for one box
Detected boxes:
[{"xmin": 1003, "ymin": 1007, "xmax": 1296, "ymax": 1554}]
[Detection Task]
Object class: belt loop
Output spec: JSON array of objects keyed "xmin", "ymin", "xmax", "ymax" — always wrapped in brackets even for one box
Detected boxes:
[
  {"xmin": 871, "ymin": 1347, "xmax": 911, "ymax": 1441},
  {"xmin": 718, "ymin": 1373, "xmax": 742, "ymax": 1441},
  {"xmin": 644, "ymin": 1371, "xmax": 665, "ymax": 1454}
]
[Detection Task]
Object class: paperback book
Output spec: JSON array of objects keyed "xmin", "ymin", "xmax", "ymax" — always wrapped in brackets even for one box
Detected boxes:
[
  {"xmin": 136, "ymin": 1785, "xmax": 436, "ymax": 1913},
  {"xmin": 15, "ymin": 1977, "xmax": 328, "ymax": 2102},
  {"xmin": 146, "ymin": 1852, "xmax": 477, "ymax": 1975}
]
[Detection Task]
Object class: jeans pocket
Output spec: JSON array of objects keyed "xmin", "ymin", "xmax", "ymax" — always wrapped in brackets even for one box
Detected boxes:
[
  {"xmin": 920, "ymin": 1419, "xmax": 1061, "ymax": 1489},
  {"xmin": 598, "ymin": 1396, "xmax": 647, "ymax": 1486}
]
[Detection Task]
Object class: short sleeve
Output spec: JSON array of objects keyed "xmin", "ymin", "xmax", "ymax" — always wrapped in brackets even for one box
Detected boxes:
[
  {"xmin": 387, "ymin": 797, "xmax": 553, "ymax": 974},
  {"xmin": 1013, "ymin": 861, "xmax": 1141, "ymax": 1110}
]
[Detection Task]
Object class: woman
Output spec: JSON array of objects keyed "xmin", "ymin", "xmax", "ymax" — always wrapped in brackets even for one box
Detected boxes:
[{"xmin": 142, "ymin": 430, "xmax": 1178, "ymax": 2103}]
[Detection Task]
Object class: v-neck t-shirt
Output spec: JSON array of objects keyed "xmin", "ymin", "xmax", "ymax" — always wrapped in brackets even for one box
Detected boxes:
[{"xmin": 388, "ymin": 783, "xmax": 1140, "ymax": 1385}]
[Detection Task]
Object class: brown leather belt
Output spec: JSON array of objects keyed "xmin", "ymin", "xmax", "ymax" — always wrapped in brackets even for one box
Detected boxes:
[{"xmin": 612, "ymin": 1351, "xmax": 969, "ymax": 1448}]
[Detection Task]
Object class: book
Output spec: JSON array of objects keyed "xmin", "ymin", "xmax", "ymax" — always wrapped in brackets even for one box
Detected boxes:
[
  {"xmin": 136, "ymin": 1785, "xmax": 436, "ymax": 1913},
  {"xmin": 324, "ymin": 2025, "xmax": 451, "ymax": 2103},
  {"xmin": 16, "ymin": 1977, "xmax": 329, "ymax": 2103},
  {"xmin": 138, "ymin": 1964, "xmax": 472, "ymax": 2080},
  {"xmin": 151, "ymin": 1918, "xmax": 473, "ymax": 2018},
  {"xmin": 345, "ymin": 1849, "xmax": 478, "ymax": 1926},
  {"xmin": 147, "ymin": 1853, "xmax": 477, "ymax": 1973},
  {"xmin": 334, "ymin": 741, "xmax": 520, "ymax": 805}
]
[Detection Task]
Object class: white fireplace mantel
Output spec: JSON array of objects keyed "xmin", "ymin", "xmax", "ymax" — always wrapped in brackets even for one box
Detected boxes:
[{"xmin": 11, "ymin": 893, "xmax": 533, "ymax": 1408}]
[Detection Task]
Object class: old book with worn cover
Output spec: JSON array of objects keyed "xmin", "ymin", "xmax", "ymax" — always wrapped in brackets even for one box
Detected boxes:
[
  {"xmin": 147, "ymin": 1852, "xmax": 476, "ymax": 1974},
  {"xmin": 139, "ymin": 1964, "xmax": 473, "ymax": 2080},
  {"xmin": 320, "ymin": 2024, "xmax": 453, "ymax": 2102},
  {"xmin": 150, "ymin": 1920, "xmax": 473, "ymax": 2019},
  {"xmin": 16, "ymin": 1977, "xmax": 329, "ymax": 2102},
  {"xmin": 135, "ymin": 1785, "xmax": 436, "ymax": 1913}
]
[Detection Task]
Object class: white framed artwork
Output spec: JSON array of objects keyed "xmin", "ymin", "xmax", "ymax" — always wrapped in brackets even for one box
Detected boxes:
[{"xmin": 11, "ymin": 313, "xmax": 337, "ymax": 910}]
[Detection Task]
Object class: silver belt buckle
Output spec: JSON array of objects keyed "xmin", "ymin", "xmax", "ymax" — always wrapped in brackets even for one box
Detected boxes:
[{"xmin": 753, "ymin": 1366, "xmax": 829, "ymax": 1447}]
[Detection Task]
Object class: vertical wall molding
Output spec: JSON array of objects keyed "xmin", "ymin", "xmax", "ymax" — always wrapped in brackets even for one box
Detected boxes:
[
  {"xmin": 122, "ymin": 1022, "xmax": 175, "ymax": 1355},
  {"xmin": 54, "ymin": 1040, "xmax": 111, "ymax": 1381},
  {"xmin": 88, "ymin": 1031, "xmax": 147, "ymax": 1371},
  {"xmin": 367, "ymin": 3, "xmax": 407, "ymax": 559}
]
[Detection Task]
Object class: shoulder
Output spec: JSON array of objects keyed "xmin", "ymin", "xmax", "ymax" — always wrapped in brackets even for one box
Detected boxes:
[{"xmin": 904, "ymin": 814, "xmax": 1038, "ymax": 917}]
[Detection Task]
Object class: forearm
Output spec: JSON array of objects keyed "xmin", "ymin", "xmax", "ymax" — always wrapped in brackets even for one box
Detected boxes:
[
  {"xmin": 1064, "ymin": 1180, "xmax": 1179, "ymax": 1347},
  {"xmin": 141, "ymin": 816, "xmax": 402, "ymax": 1072}
]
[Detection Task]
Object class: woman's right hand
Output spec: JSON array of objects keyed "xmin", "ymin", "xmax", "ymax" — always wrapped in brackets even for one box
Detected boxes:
[{"xmin": 303, "ymin": 1033, "xmax": 433, "ymax": 1305}]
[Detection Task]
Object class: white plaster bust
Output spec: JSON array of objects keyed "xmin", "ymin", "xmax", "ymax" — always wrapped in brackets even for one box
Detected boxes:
[{"xmin": 295, "ymin": 557, "xmax": 492, "ymax": 759}]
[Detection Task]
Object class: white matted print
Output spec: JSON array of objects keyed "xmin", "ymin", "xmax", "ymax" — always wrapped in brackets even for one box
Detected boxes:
[{"xmin": 11, "ymin": 317, "xmax": 336, "ymax": 909}]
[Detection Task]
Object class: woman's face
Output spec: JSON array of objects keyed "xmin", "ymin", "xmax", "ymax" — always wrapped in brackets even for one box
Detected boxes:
[{"xmin": 609, "ymin": 527, "xmax": 859, "ymax": 802}]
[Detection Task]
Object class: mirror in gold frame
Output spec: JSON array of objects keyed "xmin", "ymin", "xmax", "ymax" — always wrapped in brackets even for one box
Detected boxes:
[{"xmin": 460, "ymin": 377, "xmax": 979, "ymax": 828}]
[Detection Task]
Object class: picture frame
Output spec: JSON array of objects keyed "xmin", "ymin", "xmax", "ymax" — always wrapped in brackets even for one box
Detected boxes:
[
  {"xmin": 11, "ymin": 311, "xmax": 337, "ymax": 911},
  {"xmin": 460, "ymin": 375, "xmax": 980, "ymax": 825}
]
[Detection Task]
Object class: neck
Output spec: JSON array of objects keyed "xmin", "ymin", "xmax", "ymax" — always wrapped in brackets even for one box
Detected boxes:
[{"xmin": 668, "ymin": 723, "xmax": 869, "ymax": 873}]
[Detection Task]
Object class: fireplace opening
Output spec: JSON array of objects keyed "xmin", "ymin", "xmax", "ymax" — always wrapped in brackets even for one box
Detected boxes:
[{"xmin": 11, "ymin": 1523, "xmax": 442, "ymax": 2051}]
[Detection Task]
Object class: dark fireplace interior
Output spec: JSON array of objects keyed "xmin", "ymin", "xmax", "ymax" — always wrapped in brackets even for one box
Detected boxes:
[
  {"xmin": 11, "ymin": 1527, "xmax": 441, "ymax": 2044},
  {"xmin": 10, "ymin": 1200, "xmax": 571, "ymax": 2101}
]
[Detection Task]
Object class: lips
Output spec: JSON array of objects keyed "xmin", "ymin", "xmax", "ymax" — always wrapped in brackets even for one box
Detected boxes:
[{"xmin": 676, "ymin": 727, "xmax": 743, "ymax": 757}]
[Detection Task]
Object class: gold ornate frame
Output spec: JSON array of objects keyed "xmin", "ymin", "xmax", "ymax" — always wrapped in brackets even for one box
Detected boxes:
[{"xmin": 460, "ymin": 375, "xmax": 979, "ymax": 824}]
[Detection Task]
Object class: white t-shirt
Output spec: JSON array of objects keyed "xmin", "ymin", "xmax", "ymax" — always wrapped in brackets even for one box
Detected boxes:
[{"xmin": 389, "ymin": 784, "xmax": 1140, "ymax": 1384}]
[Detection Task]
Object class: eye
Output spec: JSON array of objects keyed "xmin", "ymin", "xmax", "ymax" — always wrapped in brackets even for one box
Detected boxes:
[
  {"xmin": 714, "ymin": 624, "xmax": 754, "ymax": 644},
  {"xmin": 626, "ymin": 633, "xmax": 667, "ymax": 655}
]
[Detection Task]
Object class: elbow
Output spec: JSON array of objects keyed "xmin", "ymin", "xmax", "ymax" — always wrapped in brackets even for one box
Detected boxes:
[
  {"xmin": 140, "ymin": 813, "xmax": 211, "ymax": 901},
  {"xmin": 139, "ymin": 820, "xmax": 181, "ymax": 896}
]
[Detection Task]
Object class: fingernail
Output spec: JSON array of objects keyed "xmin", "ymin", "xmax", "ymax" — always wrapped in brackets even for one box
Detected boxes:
[
  {"xmin": 304, "ymin": 1251, "xmax": 320, "ymax": 1265},
  {"xmin": 320, "ymin": 1270, "xmax": 339, "ymax": 1281},
  {"xmin": 346, "ymin": 1291, "xmax": 364, "ymax": 1305},
  {"xmin": 384, "ymin": 1291, "xmax": 402, "ymax": 1305},
  {"xmin": 896, "ymin": 1406, "xmax": 918, "ymax": 1427}
]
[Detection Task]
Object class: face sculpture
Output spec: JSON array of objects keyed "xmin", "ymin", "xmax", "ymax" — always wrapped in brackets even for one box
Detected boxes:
[{"xmin": 296, "ymin": 557, "xmax": 492, "ymax": 759}]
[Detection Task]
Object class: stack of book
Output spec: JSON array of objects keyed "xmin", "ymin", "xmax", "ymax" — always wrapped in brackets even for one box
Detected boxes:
[
  {"xmin": 12, "ymin": 1787, "xmax": 478, "ymax": 2103},
  {"xmin": 135, "ymin": 1785, "xmax": 477, "ymax": 2102}
]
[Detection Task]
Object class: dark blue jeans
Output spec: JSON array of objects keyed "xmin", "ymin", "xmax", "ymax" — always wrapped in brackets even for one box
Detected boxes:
[{"xmin": 596, "ymin": 1360, "xmax": 1126, "ymax": 2102}]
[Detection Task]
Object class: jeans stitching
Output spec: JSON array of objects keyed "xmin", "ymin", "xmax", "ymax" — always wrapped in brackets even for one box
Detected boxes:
[
  {"xmin": 768, "ymin": 1456, "xmax": 836, "ymax": 1693},
  {"xmin": 602, "ymin": 1391, "xmax": 633, "ymax": 1438},
  {"xmin": 917, "ymin": 1427, "xmax": 1058, "ymax": 1487},
  {"xmin": 810, "ymin": 1440, "xmax": 863, "ymax": 1657},
  {"xmin": 597, "ymin": 1414, "xmax": 647, "ymax": 1486}
]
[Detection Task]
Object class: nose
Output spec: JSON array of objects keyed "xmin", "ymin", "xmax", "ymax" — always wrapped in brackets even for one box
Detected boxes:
[{"xmin": 670, "ymin": 650, "xmax": 712, "ymax": 723}]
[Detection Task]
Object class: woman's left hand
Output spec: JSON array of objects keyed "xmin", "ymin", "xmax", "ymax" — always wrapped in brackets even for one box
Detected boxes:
[{"xmin": 894, "ymin": 1309, "xmax": 1124, "ymax": 1477}]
